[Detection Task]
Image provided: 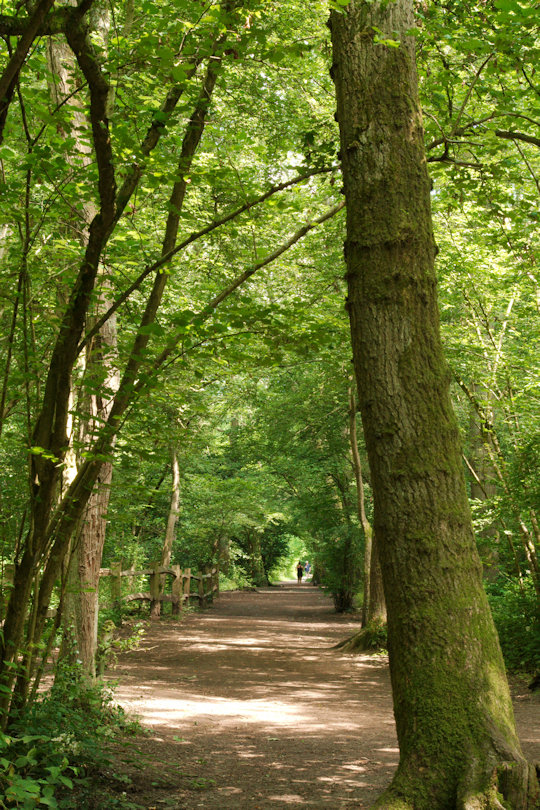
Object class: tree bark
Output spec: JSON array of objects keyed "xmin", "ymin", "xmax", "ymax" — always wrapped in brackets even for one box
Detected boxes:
[
  {"xmin": 367, "ymin": 529, "xmax": 386, "ymax": 625},
  {"xmin": 62, "ymin": 290, "xmax": 119, "ymax": 677},
  {"xmin": 246, "ymin": 531, "xmax": 267, "ymax": 587},
  {"xmin": 330, "ymin": 2, "xmax": 539, "ymax": 808},
  {"xmin": 43, "ymin": 9, "xmax": 119, "ymax": 683}
]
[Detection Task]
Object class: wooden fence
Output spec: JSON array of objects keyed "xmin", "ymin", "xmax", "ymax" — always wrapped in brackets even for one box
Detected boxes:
[
  {"xmin": 0, "ymin": 563, "xmax": 219, "ymax": 621},
  {"xmin": 99, "ymin": 563, "xmax": 220, "ymax": 618}
]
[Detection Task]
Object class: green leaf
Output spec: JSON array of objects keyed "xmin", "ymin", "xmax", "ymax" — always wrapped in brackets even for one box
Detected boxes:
[
  {"xmin": 171, "ymin": 65, "xmax": 187, "ymax": 82},
  {"xmin": 39, "ymin": 797, "xmax": 59, "ymax": 808},
  {"xmin": 494, "ymin": 0, "xmax": 521, "ymax": 10},
  {"xmin": 138, "ymin": 323, "xmax": 166, "ymax": 336}
]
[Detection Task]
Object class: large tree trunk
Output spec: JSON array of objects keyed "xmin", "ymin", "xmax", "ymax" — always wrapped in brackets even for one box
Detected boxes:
[
  {"xmin": 46, "ymin": 17, "xmax": 119, "ymax": 681},
  {"xmin": 330, "ymin": 2, "xmax": 540, "ymax": 808},
  {"xmin": 63, "ymin": 298, "xmax": 119, "ymax": 677}
]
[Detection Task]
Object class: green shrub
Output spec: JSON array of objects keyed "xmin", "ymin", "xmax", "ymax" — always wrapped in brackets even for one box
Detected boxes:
[
  {"xmin": 2, "ymin": 670, "xmax": 140, "ymax": 809},
  {"xmin": 0, "ymin": 729, "xmax": 76, "ymax": 809},
  {"xmin": 487, "ymin": 576, "xmax": 540, "ymax": 673},
  {"xmin": 311, "ymin": 526, "xmax": 363, "ymax": 612}
]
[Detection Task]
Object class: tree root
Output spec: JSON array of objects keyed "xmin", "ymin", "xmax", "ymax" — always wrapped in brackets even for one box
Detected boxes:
[
  {"xmin": 370, "ymin": 797, "xmax": 413, "ymax": 810},
  {"xmin": 458, "ymin": 757, "xmax": 540, "ymax": 810},
  {"xmin": 333, "ymin": 621, "xmax": 387, "ymax": 653},
  {"xmin": 369, "ymin": 758, "xmax": 540, "ymax": 809}
]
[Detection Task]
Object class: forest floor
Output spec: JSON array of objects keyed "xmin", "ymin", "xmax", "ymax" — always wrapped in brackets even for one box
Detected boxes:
[{"xmin": 101, "ymin": 582, "xmax": 540, "ymax": 810}]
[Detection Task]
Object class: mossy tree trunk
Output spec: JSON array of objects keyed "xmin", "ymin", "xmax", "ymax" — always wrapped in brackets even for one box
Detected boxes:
[
  {"xmin": 330, "ymin": 1, "xmax": 539, "ymax": 808},
  {"xmin": 51, "ymin": 6, "xmax": 120, "ymax": 683},
  {"xmin": 246, "ymin": 530, "xmax": 267, "ymax": 587}
]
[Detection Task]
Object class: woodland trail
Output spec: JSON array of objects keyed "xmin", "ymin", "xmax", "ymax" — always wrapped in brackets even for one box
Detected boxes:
[{"xmin": 110, "ymin": 583, "xmax": 540, "ymax": 810}]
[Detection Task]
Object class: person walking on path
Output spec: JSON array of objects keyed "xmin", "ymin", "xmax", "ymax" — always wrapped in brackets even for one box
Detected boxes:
[{"xmin": 296, "ymin": 561, "xmax": 304, "ymax": 584}]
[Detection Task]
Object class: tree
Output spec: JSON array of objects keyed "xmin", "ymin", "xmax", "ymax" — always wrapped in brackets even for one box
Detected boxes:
[
  {"xmin": 0, "ymin": 0, "xmax": 343, "ymax": 718},
  {"xmin": 329, "ymin": 0, "xmax": 540, "ymax": 807}
]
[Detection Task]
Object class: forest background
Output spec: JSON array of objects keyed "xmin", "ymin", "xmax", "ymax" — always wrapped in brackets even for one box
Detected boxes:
[{"xmin": 0, "ymin": 0, "xmax": 539, "ymax": 804}]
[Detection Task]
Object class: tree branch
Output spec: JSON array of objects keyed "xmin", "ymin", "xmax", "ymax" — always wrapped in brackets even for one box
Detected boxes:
[
  {"xmin": 495, "ymin": 130, "xmax": 540, "ymax": 149},
  {"xmin": 449, "ymin": 52, "xmax": 494, "ymax": 138},
  {"xmin": 148, "ymin": 200, "xmax": 346, "ymax": 380},
  {"xmin": 65, "ymin": 22, "xmax": 116, "ymax": 224},
  {"xmin": 0, "ymin": 0, "xmax": 94, "ymax": 37},
  {"xmin": 77, "ymin": 166, "xmax": 337, "ymax": 354},
  {"xmin": 0, "ymin": 0, "xmax": 57, "ymax": 143},
  {"xmin": 48, "ymin": 200, "xmax": 345, "ymax": 563}
]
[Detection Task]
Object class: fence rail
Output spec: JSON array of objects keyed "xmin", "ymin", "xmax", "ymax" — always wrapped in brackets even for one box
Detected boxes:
[
  {"xmin": 0, "ymin": 562, "xmax": 219, "ymax": 621},
  {"xmin": 99, "ymin": 563, "xmax": 219, "ymax": 617}
]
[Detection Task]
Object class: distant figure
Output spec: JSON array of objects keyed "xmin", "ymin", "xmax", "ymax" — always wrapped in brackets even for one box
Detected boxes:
[
  {"xmin": 296, "ymin": 562, "xmax": 304, "ymax": 584},
  {"xmin": 304, "ymin": 561, "xmax": 311, "ymax": 577}
]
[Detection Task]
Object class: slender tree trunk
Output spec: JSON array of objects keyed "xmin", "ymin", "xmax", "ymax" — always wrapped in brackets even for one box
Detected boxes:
[
  {"xmin": 328, "ymin": 470, "xmax": 361, "ymax": 612},
  {"xmin": 247, "ymin": 531, "xmax": 267, "ymax": 587},
  {"xmin": 334, "ymin": 457, "xmax": 386, "ymax": 652},
  {"xmin": 348, "ymin": 384, "xmax": 381, "ymax": 625},
  {"xmin": 367, "ymin": 530, "xmax": 386, "ymax": 624},
  {"xmin": 152, "ymin": 446, "xmax": 181, "ymax": 617},
  {"xmin": 467, "ymin": 385, "xmax": 500, "ymax": 581},
  {"xmin": 459, "ymin": 378, "xmax": 540, "ymax": 597},
  {"xmin": 330, "ymin": 2, "xmax": 539, "ymax": 808},
  {"xmin": 161, "ymin": 447, "xmax": 181, "ymax": 571}
]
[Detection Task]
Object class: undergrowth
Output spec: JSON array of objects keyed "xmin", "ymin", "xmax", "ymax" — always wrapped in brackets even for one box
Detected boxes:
[
  {"xmin": 487, "ymin": 575, "xmax": 540, "ymax": 673},
  {"xmin": 1, "ymin": 666, "xmax": 143, "ymax": 809}
]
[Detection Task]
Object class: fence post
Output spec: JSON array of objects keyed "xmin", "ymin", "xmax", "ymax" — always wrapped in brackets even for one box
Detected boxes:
[
  {"xmin": 127, "ymin": 562, "xmax": 136, "ymax": 594},
  {"xmin": 213, "ymin": 566, "xmax": 219, "ymax": 596},
  {"xmin": 198, "ymin": 569, "xmax": 205, "ymax": 608},
  {"xmin": 150, "ymin": 561, "xmax": 161, "ymax": 619},
  {"xmin": 206, "ymin": 566, "xmax": 215, "ymax": 605},
  {"xmin": 183, "ymin": 568, "xmax": 191, "ymax": 605},
  {"xmin": 110, "ymin": 562, "xmax": 122, "ymax": 608},
  {"xmin": 171, "ymin": 565, "xmax": 182, "ymax": 616}
]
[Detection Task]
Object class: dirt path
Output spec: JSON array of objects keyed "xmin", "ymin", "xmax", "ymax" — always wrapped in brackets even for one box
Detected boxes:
[{"xmin": 110, "ymin": 583, "xmax": 540, "ymax": 810}]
